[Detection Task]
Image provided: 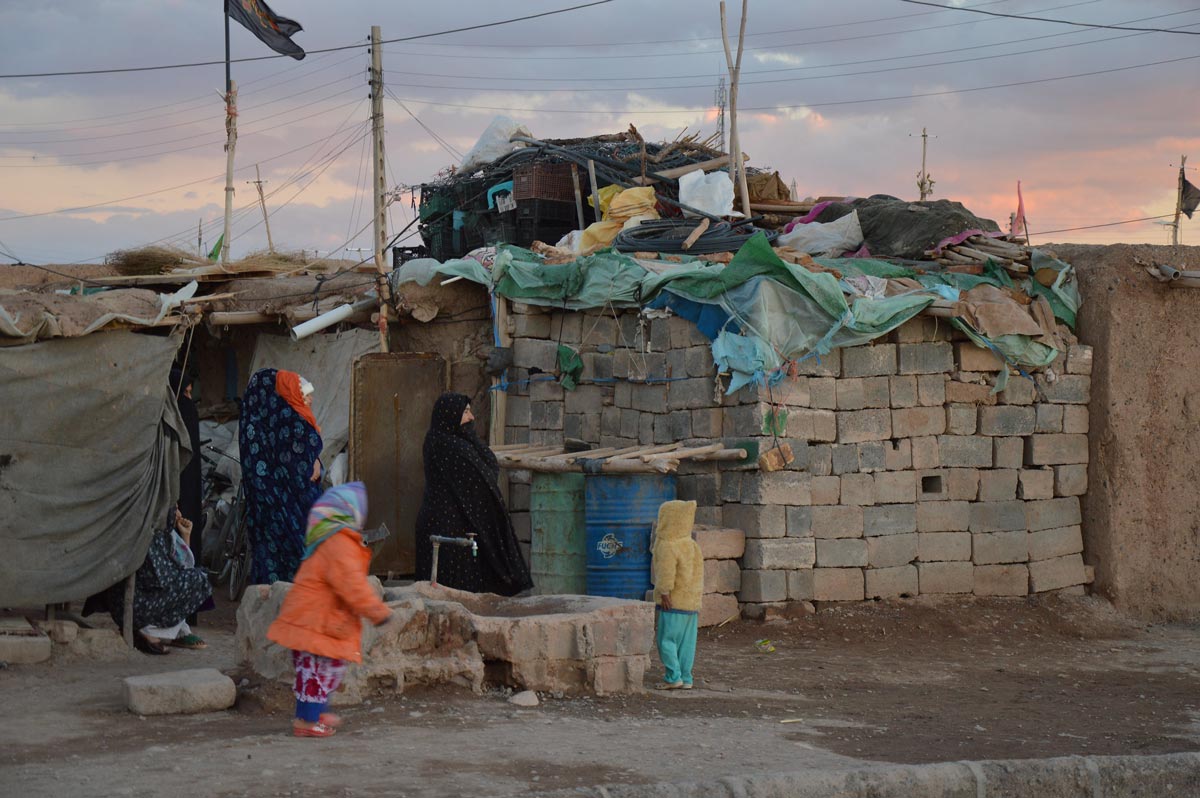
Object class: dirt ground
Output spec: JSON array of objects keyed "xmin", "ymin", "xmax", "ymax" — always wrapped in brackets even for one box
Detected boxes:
[{"xmin": 2, "ymin": 593, "xmax": 1199, "ymax": 797}]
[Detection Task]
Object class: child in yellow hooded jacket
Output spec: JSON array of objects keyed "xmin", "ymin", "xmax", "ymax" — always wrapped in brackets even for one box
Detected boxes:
[{"xmin": 651, "ymin": 500, "xmax": 704, "ymax": 690}]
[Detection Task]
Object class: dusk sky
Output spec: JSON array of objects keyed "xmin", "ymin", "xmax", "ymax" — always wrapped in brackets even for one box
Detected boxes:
[{"xmin": 1, "ymin": 0, "xmax": 1197, "ymax": 264}]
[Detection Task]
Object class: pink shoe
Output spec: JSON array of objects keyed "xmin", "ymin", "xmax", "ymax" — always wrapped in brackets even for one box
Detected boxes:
[
  {"xmin": 293, "ymin": 722, "xmax": 336, "ymax": 738},
  {"xmin": 319, "ymin": 713, "xmax": 342, "ymax": 728}
]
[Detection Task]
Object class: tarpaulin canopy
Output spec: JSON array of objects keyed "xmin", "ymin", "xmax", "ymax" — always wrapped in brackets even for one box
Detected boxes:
[{"xmin": 0, "ymin": 331, "xmax": 187, "ymax": 607}]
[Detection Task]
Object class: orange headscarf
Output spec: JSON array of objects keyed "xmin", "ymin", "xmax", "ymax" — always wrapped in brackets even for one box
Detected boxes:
[{"xmin": 275, "ymin": 370, "xmax": 321, "ymax": 433}]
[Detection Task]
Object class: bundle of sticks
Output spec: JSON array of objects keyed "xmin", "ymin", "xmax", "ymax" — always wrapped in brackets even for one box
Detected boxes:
[{"xmin": 928, "ymin": 234, "xmax": 1031, "ymax": 275}]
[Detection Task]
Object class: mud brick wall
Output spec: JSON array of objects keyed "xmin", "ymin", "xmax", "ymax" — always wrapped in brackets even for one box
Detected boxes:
[{"xmin": 504, "ymin": 303, "xmax": 1092, "ymax": 612}]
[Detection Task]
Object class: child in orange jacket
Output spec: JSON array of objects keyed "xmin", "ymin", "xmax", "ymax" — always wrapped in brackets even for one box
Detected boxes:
[{"xmin": 267, "ymin": 482, "xmax": 392, "ymax": 738}]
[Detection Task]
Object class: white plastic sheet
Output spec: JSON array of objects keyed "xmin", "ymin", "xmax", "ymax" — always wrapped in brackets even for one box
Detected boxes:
[
  {"xmin": 678, "ymin": 170, "xmax": 736, "ymax": 218},
  {"xmin": 459, "ymin": 115, "xmax": 531, "ymax": 173},
  {"xmin": 777, "ymin": 210, "xmax": 864, "ymax": 256}
]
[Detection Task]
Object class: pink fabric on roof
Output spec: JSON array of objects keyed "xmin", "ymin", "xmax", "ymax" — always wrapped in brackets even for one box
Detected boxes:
[
  {"xmin": 783, "ymin": 201, "xmax": 835, "ymax": 233},
  {"xmin": 930, "ymin": 228, "xmax": 1006, "ymax": 256}
]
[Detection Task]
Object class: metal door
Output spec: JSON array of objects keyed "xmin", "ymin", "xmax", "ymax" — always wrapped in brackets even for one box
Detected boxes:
[{"xmin": 350, "ymin": 352, "xmax": 448, "ymax": 575}]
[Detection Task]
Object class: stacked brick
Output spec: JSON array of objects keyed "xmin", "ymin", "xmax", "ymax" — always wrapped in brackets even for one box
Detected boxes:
[{"xmin": 694, "ymin": 527, "xmax": 745, "ymax": 627}]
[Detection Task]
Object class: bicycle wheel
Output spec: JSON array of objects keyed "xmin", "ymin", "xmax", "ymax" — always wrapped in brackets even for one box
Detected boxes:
[
  {"xmin": 215, "ymin": 498, "xmax": 242, "ymax": 584},
  {"xmin": 228, "ymin": 515, "xmax": 252, "ymax": 602}
]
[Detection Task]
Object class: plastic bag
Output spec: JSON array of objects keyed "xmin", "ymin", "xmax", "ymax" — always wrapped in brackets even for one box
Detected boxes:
[
  {"xmin": 678, "ymin": 170, "xmax": 736, "ymax": 218},
  {"xmin": 459, "ymin": 115, "xmax": 532, "ymax": 173},
  {"xmin": 777, "ymin": 210, "xmax": 864, "ymax": 256}
]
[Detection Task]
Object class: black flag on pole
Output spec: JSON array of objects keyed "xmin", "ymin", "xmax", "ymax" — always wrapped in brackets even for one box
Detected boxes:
[
  {"xmin": 1182, "ymin": 176, "xmax": 1200, "ymax": 220},
  {"xmin": 227, "ymin": 0, "xmax": 306, "ymax": 60}
]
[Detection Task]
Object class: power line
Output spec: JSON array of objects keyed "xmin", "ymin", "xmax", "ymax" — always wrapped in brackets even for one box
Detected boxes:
[
  {"xmin": 898, "ymin": 0, "xmax": 1200, "ymax": 34},
  {"xmin": 0, "ymin": 1, "xmax": 615, "ymax": 79},
  {"xmin": 385, "ymin": 88, "xmax": 463, "ymax": 160},
  {"xmin": 1030, "ymin": 215, "xmax": 1176, "ymax": 236}
]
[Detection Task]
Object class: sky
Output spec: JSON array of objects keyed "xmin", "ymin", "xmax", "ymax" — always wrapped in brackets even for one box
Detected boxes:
[{"xmin": 1, "ymin": 0, "xmax": 1198, "ymax": 264}]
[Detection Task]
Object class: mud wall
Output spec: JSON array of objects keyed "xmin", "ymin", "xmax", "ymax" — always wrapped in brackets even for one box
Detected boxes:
[{"xmin": 1063, "ymin": 243, "xmax": 1200, "ymax": 621}]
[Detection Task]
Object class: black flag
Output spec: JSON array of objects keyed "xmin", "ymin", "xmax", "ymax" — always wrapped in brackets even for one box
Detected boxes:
[
  {"xmin": 1182, "ymin": 176, "xmax": 1200, "ymax": 220},
  {"xmin": 226, "ymin": 0, "xmax": 305, "ymax": 60}
]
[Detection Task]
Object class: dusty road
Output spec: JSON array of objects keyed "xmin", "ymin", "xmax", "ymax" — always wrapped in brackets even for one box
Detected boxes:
[{"xmin": 2, "ymin": 594, "xmax": 1198, "ymax": 797}]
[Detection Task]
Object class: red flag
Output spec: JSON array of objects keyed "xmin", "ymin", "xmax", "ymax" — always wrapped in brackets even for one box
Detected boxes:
[{"xmin": 1010, "ymin": 181, "xmax": 1026, "ymax": 237}]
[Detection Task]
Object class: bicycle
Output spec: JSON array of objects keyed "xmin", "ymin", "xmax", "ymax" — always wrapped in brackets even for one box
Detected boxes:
[{"xmin": 217, "ymin": 480, "xmax": 253, "ymax": 602}]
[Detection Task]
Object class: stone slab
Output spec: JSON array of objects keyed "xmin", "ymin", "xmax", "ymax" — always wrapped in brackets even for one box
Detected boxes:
[{"xmin": 123, "ymin": 668, "xmax": 237, "ymax": 716}]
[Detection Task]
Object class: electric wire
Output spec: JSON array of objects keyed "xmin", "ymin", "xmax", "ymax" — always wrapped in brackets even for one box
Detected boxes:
[
  {"xmin": 1029, "ymin": 215, "xmax": 1176, "ymax": 236},
  {"xmin": 898, "ymin": 0, "xmax": 1200, "ymax": 34},
  {"xmin": 384, "ymin": 88, "xmax": 463, "ymax": 160}
]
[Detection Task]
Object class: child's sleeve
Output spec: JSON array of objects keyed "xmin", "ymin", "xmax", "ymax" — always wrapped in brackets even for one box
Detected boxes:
[
  {"xmin": 326, "ymin": 538, "xmax": 392, "ymax": 625},
  {"xmin": 652, "ymin": 543, "xmax": 679, "ymax": 594},
  {"xmin": 692, "ymin": 542, "xmax": 705, "ymax": 594}
]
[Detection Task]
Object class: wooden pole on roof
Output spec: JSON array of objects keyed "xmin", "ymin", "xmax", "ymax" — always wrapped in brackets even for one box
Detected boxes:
[
  {"xmin": 221, "ymin": 80, "xmax": 237, "ymax": 266},
  {"xmin": 1173, "ymin": 154, "xmax": 1187, "ymax": 247},
  {"xmin": 370, "ymin": 25, "xmax": 392, "ymax": 353},
  {"xmin": 720, "ymin": 1, "xmax": 753, "ymax": 218}
]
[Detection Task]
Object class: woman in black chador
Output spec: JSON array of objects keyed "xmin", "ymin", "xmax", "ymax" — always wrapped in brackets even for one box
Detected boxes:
[{"xmin": 415, "ymin": 392, "xmax": 533, "ymax": 596}]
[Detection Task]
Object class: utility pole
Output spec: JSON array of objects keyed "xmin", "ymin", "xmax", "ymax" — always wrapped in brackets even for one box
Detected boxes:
[
  {"xmin": 720, "ymin": 1, "xmax": 752, "ymax": 217},
  {"xmin": 247, "ymin": 164, "xmax": 275, "ymax": 254},
  {"xmin": 222, "ymin": 81, "xmax": 238, "ymax": 265},
  {"xmin": 369, "ymin": 25, "xmax": 392, "ymax": 352},
  {"xmin": 715, "ymin": 76, "xmax": 727, "ymax": 154},
  {"xmin": 913, "ymin": 127, "xmax": 936, "ymax": 201},
  {"xmin": 197, "ymin": 218, "xmax": 203, "ymax": 258},
  {"xmin": 1173, "ymin": 154, "xmax": 1187, "ymax": 247}
]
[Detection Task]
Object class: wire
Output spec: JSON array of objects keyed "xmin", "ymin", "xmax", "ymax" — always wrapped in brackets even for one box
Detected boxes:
[
  {"xmin": 898, "ymin": 0, "xmax": 1200, "ymax": 34},
  {"xmin": 384, "ymin": 88, "xmax": 463, "ymax": 160},
  {"xmin": 0, "ymin": 1, "xmax": 615, "ymax": 79},
  {"xmin": 1029, "ymin": 215, "xmax": 1176, "ymax": 236}
]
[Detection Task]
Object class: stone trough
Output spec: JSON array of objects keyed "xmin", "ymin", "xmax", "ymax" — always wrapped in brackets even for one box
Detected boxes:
[{"xmin": 236, "ymin": 581, "xmax": 653, "ymax": 704}]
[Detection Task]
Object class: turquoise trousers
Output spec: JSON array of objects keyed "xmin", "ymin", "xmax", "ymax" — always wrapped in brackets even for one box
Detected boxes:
[{"xmin": 655, "ymin": 608, "xmax": 698, "ymax": 685}]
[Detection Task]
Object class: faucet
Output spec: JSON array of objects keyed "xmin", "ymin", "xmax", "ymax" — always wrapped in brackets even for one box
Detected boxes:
[{"xmin": 429, "ymin": 533, "xmax": 478, "ymax": 587}]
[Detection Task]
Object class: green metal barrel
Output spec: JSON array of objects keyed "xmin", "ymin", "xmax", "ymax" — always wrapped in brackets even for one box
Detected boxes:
[{"xmin": 529, "ymin": 472, "xmax": 587, "ymax": 595}]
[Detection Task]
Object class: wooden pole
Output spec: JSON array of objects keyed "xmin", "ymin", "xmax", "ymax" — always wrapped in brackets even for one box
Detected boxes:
[
  {"xmin": 221, "ymin": 80, "xmax": 237, "ymax": 266},
  {"xmin": 122, "ymin": 574, "xmax": 135, "ymax": 649},
  {"xmin": 248, "ymin": 164, "xmax": 274, "ymax": 254},
  {"xmin": 490, "ymin": 295, "xmax": 511, "ymax": 502},
  {"xmin": 1174, "ymin": 154, "xmax": 1187, "ymax": 247},
  {"xmin": 370, "ymin": 26, "xmax": 391, "ymax": 352},
  {"xmin": 720, "ymin": 1, "xmax": 753, "ymax": 218},
  {"xmin": 570, "ymin": 164, "xmax": 586, "ymax": 231},
  {"xmin": 587, "ymin": 159, "xmax": 603, "ymax": 223}
]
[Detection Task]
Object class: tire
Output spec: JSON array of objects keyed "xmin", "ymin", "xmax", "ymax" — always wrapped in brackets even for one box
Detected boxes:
[
  {"xmin": 216, "ymin": 497, "xmax": 243, "ymax": 585},
  {"xmin": 228, "ymin": 515, "xmax": 252, "ymax": 602}
]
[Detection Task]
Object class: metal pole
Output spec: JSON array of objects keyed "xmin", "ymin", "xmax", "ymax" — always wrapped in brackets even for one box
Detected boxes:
[
  {"xmin": 370, "ymin": 26, "xmax": 391, "ymax": 353},
  {"xmin": 430, "ymin": 541, "xmax": 441, "ymax": 586}
]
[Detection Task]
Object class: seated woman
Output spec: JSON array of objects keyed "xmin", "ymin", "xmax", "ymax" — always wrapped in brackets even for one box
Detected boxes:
[
  {"xmin": 415, "ymin": 392, "xmax": 533, "ymax": 596},
  {"xmin": 95, "ymin": 509, "xmax": 213, "ymax": 654},
  {"xmin": 239, "ymin": 368, "xmax": 324, "ymax": 585}
]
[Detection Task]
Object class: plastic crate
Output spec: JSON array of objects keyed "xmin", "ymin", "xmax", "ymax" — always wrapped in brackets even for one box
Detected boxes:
[
  {"xmin": 513, "ymin": 162, "xmax": 577, "ymax": 203},
  {"xmin": 516, "ymin": 198, "xmax": 578, "ymax": 225},
  {"xmin": 516, "ymin": 219, "xmax": 575, "ymax": 248}
]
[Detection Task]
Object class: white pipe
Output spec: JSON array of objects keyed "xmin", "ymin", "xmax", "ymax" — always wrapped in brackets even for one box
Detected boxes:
[{"xmin": 291, "ymin": 297, "xmax": 377, "ymax": 341}]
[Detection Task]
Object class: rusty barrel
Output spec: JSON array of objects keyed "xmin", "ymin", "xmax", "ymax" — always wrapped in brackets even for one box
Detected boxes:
[{"xmin": 584, "ymin": 474, "xmax": 677, "ymax": 600}]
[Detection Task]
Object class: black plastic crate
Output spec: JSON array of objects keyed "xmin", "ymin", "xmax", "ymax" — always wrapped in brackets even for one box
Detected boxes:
[{"xmin": 516, "ymin": 198, "xmax": 578, "ymax": 226}]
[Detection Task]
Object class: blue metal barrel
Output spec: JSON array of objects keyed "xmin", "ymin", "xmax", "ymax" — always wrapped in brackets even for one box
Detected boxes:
[{"xmin": 584, "ymin": 474, "xmax": 677, "ymax": 600}]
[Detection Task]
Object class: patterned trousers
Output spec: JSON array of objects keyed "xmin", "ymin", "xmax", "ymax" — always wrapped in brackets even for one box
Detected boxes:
[{"xmin": 292, "ymin": 650, "xmax": 347, "ymax": 721}]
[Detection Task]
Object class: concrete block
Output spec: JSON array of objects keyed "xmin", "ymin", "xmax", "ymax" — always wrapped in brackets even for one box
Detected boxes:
[
  {"xmin": 786, "ymin": 506, "xmax": 813, "ymax": 538},
  {"xmin": 1018, "ymin": 469, "xmax": 1055, "ymax": 500},
  {"xmin": 740, "ymin": 471, "xmax": 811, "ymax": 506},
  {"xmin": 946, "ymin": 468, "xmax": 981, "ymax": 501},
  {"xmin": 831, "ymin": 444, "xmax": 860, "ymax": 475},
  {"xmin": 1028, "ymin": 525, "xmax": 1083, "ymax": 561},
  {"xmin": 685, "ymin": 346, "xmax": 715, "ymax": 378},
  {"xmin": 794, "ymin": 348, "xmax": 840, "ymax": 377},
  {"xmin": 893, "ymin": 407, "xmax": 947, "ymax": 438},
  {"xmin": 667, "ymin": 378, "xmax": 714, "ymax": 411},
  {"xmin": 123, "ymin": 668, "xmax": 236, "ymax": 716},
  {"xmin": 1062, "ymin": 405, "xmax": 1089, "ymax": 434},
  {"xmin": 786, "ymin": 409, "xmax": 838, "ymax": 442},
  {"xmin": 917, "ymin": 501, "xmax": 970, "ymax": 533},
  {"xmin": 994, "ymin": 437, "xmax": 1024, "ymax": 470},
  {"xmin": 911, "ymin": 436, "xmax": 940, "ymax": 469},
  {"xmin": 938, "ymin": 435, "xmax": 993, "ymax": 468},
  {"xmin": 865, "ymin": 565, "xmax": 918, "ymax": 599},
  {"xmin": 632, "ymin": 384, "xmax": 669, "ymax": 414},
  {"xmin": 916, "ymin": 470, "xmax": 949, "ymax": 501},
  {"xmin": 867, "ymin": 533, "xmax": 918, "ymax": 568},
  {"xmin": 837, "ymin": 409, "xmax": 892, "ymax": 443},
  {"xmin": 974, "ymin": 564, "xmax": 1029, "ymax": 597},
  {"xmin": 817, "ymin": 538, "xmax": 868, "ymax": 568},
  {"xmin": 811, "ymin": 475, "xmax": 841, "ymax": 505},
  {"xmin": 504, "ymin": 424, "xmax": 529, "ymax": 446},
  {"xmin": 890, "ymin": 375, "xmax": 918, "ymax": 408},
  {"xmin": 787, "ymin": 569, "xmax": 814, "ymax": 601},
  {"xmin": 875, "ymin": 471, "xmax": 917, "ymax": 504},
  {"xmin": 669, "ymin": 316, "xmax": 704, "ymax": 348},
  {"xmin": 809, "ymin": 444, "xmax": 833, "ymax": 476},
  {"xmin": 918, "ymin": 531, "xmax": 972, "ymax": 562},
  {"xmin": 840, "ymin": 473, "xmax": 876, "ymax": 506},
  {"xmin": 884, "ymin": 439, "xmax": 912, "ymax": 471},
  {"xmin": 648, "ymin": 318, "xmax": 670, "ymax": 351},
  {"xmin": 1025, "ymin": 497, "xmax": 1082, "ymax": 531},
  {"xmin": 945, "ymin": 380, "xmax": 996, "ymax": 405},
  {"xmin": 978, "ymin": 406, "xmax": 1036, "ymax": 436},
  {"xmin": 1039, "ymin": 374, "xmax": 1091, "ymax": 405},
  {"xmin": 583, "ymin": 352, "xmax": 613, "ymax": 381},
  {"xmin": 811, "ymin": 506, "xmax": 865, "ymax": 539},
  {"xmin": 530, "ymin": 429, "xmax": 563, "ymax": 447},
  {"xmin": 600, "ymin": 406, "xmax": 622, "ymax": 438},
  {"xmin": 836, "ymin": 378, "xmax": 866, "ymax": 410},
  {"xmin": 864, "ymin": 504, "xmax": 917, "ymax": 537},
  {"xmin": 619, "ymin": 409, "xmax": 641, "ymax": 440},
  {"xmin": 737, "ymin": 570, "xmax": 788, "ymax": 603},
  {"xmin": 917, "ymin": 374, "xmax": 947, "ymax": 406},
  {"xmin": 695, "ymin": 527, "xmax": 745, "ymax": 559},
  {"xmin": 996, "ymin": 377, "xmax": 1036, "ymax": 406},
  {"xmin": 842, "ymin": 344, "xmax": 897, "ymax": 377},
  {"xmin": 678, "ymin": 473, "xmax": 719, "ymax": 507},
  {"xmin": 1025, "ymin": 434, "xmax": 1089, "ymax": 466},
  {"xmin": 722, "ymin": 503, "xmax": 786, "ymax": 539},
  {"xmin": 613, "ymin": 380, "xmax": 632, "ymax": 409},
  {"xmin": 969, "ymin": 500, "xmax": 1027, "ymax": 532},
  {"xmin": 973, "ymin": 530, "xmax": 1028, "ymax": 564},
  {"xmin": 530, "ymin": 401, "xmax": 564, "ymax": 430},
  {"xmin": 1066, "ymin": 345, "xmax": 1093, "ymax": 375},
  {"xmin": 0, "ymin": 626, "xmax": 52, "ymax": 664},
  {"xmin": 1029, "ymin": 554, "xmax": 1088, "ymax": 593},
  {"xmin": 809, "ymin": 377, "xmax": 837, "ymax": 409},
  {"xmin": 978, "ymin": 469, "xmax": 1019, "ymax": 502},
  {"xmin": 1035, "ymin": 404, "xmax": 1064, "ymax": 433},
  {"xmin": 507, "ymin": 395, "xmax": 532, "ymax": 428},
  {"xmin": 858, "ymin": 441, "xmax": 887, "ymax": 472},
  {"xmin": 511, "ymin": 511, "xmax": 532, "ymax": 544},
  {"xmin": 513, "ymin": 338, "xmax": 560, "ymax": 372},
  {"xmin": 918, "ymin": 561, "xmax": 973, "ymax": 594},
  {"xmin": 812, "ymin": 568, "xmax": 865, "ymax": 601},
  {"xmin": 945, "ymin": 404, "xmax": 978, "ymax": 435},
  {"xmin": 699, "ymin": 593, "xmax": 741, "ymax": 627},
  {"xmin": 742, "ymin": 538, "xmax": 815, "ymax": 570},
  {"xmin": 955, "ymin": 342, "xmax": 1003, "ymax": 372},
  {"xmin": 1053, "ymin": 464, "xmax": 1088, "ymax": 496},
  {"xmin": 689, "ymin": 408, "xmax": 723, "ymax": 439},
  {"xmin": 898, "ymin": 342, "xmax": 954, "ymax": 374},
  {"xmin": 512, "ymin": 310, "xmax": 552, "ymax": 338},
  {"xmin": 703, "ymin": 559, "xmax": 742, "ymax": 594},
  {"xmin": 890, "ymin": 316, "xmax": 941, "ymax": 343}
]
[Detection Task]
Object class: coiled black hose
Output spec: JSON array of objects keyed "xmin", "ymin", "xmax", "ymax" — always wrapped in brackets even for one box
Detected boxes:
[{"xmin": 613, "ymin": 219, "xmax": 778, "ymax": 255}]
